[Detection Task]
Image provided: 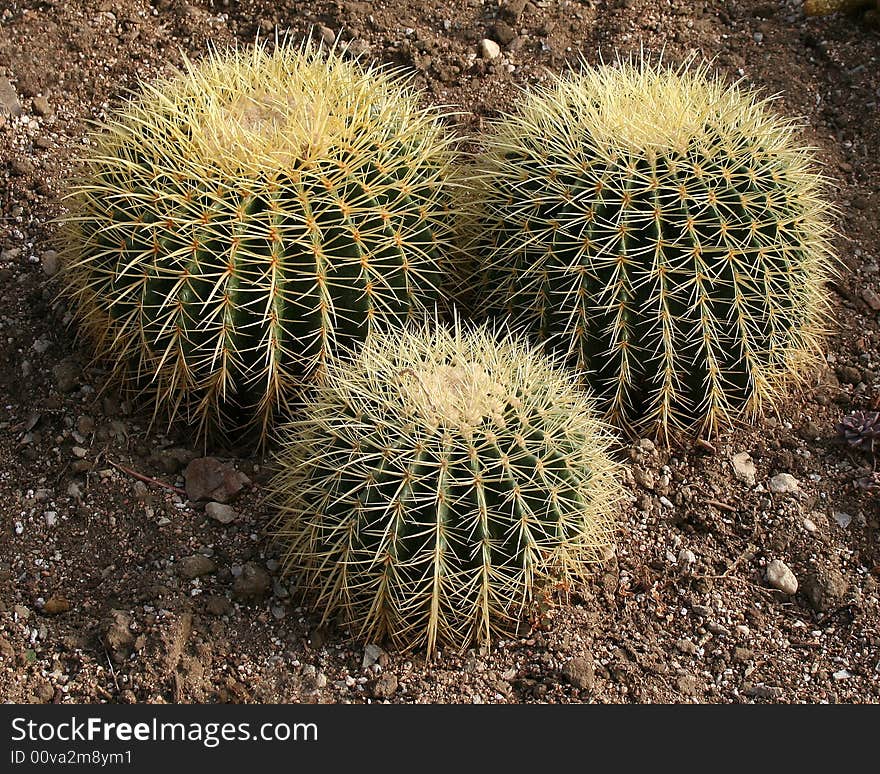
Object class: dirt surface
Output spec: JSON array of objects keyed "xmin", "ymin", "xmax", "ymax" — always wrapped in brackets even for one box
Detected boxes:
[{"xmin": 1, "ymin": 0, "xmax": 879, "ymax": 705}]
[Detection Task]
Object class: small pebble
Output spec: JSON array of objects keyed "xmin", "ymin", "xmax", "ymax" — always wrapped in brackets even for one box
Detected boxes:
[
  {"xmin": 41, "ymin": 595, "xmax": 70, "ymax": 615},
  {"xmin": 480, "ymin": 38, "xmax": 502, "ymax": 59},
  {"xmin": 731, "ymin": 452, "xmax": 757, "ymax": 486},
  {"xmin": 561, "ymin": 656, "xmax": 594, "ymax": 690},
  {"xmin": 0, "ymin": 77, "xmax": 22, "ymax": 117},
  {"xmin": 318, "ymin": 26, "xmax": 335, "ymax": 46},
  {"xmin": 40, "ymin": 250, "xmax": 59, "ymax": 276},
  {"xmin": 766, "ymin": 559, "xmax": 798, "ymax": 594},
  {"xmin": 232, "ymin": 562, "xmax": 271, "ymax": 600},
  {"xmin": 861, "ymin": 288, "xmax": 880, "ymax": 312},
  {"xmin": 363, "ymin": 643, "xmax": 386, "ymax": 669},
  {"xmin": 32, "ymin": 95, "xmax": 52, "ymax": 117},
  {"xmin": 768, "ymin": 473, "xmax": 799, "ymax": 495},
  {"xmin": 833, "ymin": 511, "xmax": 852, "ymax": 528},
  {"xmin": 369, "ymin": 673, "xmax": 398, "ymax": 700},
  {"xmin": 205, "ymin": 502, "xmax": 237, "ymax": 524},
  {"xmin": 177, "ymin": 554, "xmax": 217, "ymax": 579},
  {"xmin": 677, "ymin": 549, "xmax": 696, "ymax": 573}
]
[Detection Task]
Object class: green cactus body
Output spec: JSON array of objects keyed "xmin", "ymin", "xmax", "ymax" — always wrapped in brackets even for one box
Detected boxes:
[
  {"xmin": 468, "ymin": 60, "xmax": 836, "ymax": 440},
  {"xmin": 62, "ymin": 41, "xmax": 460, "ymax": 440},
  {"xmin": 269, "ymin": 321, "xmax": 620, "ymax": 655}
]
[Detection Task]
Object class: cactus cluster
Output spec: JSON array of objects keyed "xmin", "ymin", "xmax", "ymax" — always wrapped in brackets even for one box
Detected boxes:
[
  {"xmin": 61, "ymin": 40, "xmax": 460, "ymax": 441},
  {"xmin": 59, "ymin": 37, "xmax": 841, "ymax": 654},
  {"xmin": 466, "ymin": 59, "xmax": 836, "ymax": 440},
  {"xmin": 269, "ymin": 321, "xmax": 620, "ymax": 654}
]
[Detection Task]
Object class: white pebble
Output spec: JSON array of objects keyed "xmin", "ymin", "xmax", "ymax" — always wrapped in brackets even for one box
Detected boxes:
[
  {"xmin": 769, "ymin": 473, "xmax": 799, "ymax": 494},
  {"xmin": 731, "ymin": 452, "xmax": 757, "ymax": 486},
  {"xmin": 766, "ymin": 559, "xmax": 798, "ymax": 594},
  {"xmin": 480, "ymin": 38, "xmax": 501, "ymax": 59}
]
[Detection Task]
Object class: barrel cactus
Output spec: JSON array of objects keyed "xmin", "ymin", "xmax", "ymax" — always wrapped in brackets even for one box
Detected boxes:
[
  {"xmin": 61, "ymin": 40, "xmax": 460, "ymax": 441},
  {"xmin": 803, "ymin": 0, "xmax": 873, "ymax": 16},
  {"xmin": 466, "ymin": 58, "xmax": 837, "ymax": 440},
  {"xmin": 269, "ymin": 320, "xmax": 620, "ymax": 655}
]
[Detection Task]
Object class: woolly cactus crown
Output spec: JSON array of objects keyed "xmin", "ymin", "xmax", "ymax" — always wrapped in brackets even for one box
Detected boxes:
[{"xmin": 468, "ymin": 56, "xmax": 837, "ymax": 440}]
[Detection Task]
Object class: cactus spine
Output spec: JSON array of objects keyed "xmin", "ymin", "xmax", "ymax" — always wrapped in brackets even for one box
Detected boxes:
[
  {"xmin": 61, "ymin": 40, "xmax": 460, "ymax": 441},
  {"xmin": 269, "ymin": 321, "xmax": 620, "ymax": 655},
  {"xmin": 467, "ymin": 58, "xmax": 836, "ymax": 440}
]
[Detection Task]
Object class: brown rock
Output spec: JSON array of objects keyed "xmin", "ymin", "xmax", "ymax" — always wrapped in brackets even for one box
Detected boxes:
[
  {"xmin": 801, "ymin": 567, "xmax": 849, "ymax": 612},
  {"xmin": 561, "ymin": 655, "xmax": 594, "ymax": 690},
  {"xmin": 232, "ymin": 562, "xmax": 271, "ymax": 601},
  {"xmin": 489, "ymin": 21, "xmax": 517, "ymax": 45},
  {"xmin": 0, "ymin": 77, "xmax": 22, "ymax": 117},
  {"xmin": 32, "ymin": 95, "xmax": 52, "ymax": 117},
  {"xmin": 368, "ymin": 673, "xmax": 399, "ymax": 700},
  {"xmin": 177, "ymin": 554, "xmax": 217, "ymax": 580},
  {"xmin": 499, "ymin": 0, "xmax": 528, "ymax": 21},
  {"xmin": 41, "ymin": 250, "xmax": 59, "ymax": 277},
  {"xmin": 53, "ymin": 359, "xmax": 81, "ymax": 393},
  {"xmin": 0, "ymin": 636, "xmax": 14, "ymax": 660},
  {"xmin": 41, "ymin": 595, "xmax": 71, "ymax": 615},
  {"xmin": 836, "ymin": 365, "xmax": 862, "ymax": 385},
  {"xmin": 205, "ymin": 502, "xmax": 237, "ymax": 524},
  {"xmin": 676, "ymin": 673, "xmax": 699, "ymax": 696},
  {"xmin": 155, "ymin": 447, "xmax": 195, "ymax": 474},
  {"xmin": 102, "ymin": 609, "xmax": 135, "ymax": 663},
  {"xmin": 184, "ymin": 457, "xmax": 251, "ymax": 503},
  {"xmin": 10, "ymin": 158, "xmax": 34, "ymax": 176},
  {"xmin": 203, "ymin": 594, "xmax": 233, "ymax": 617},
  {"xmin": 32, "ymin": 678, "xmax": 55, "ymax": 703}
]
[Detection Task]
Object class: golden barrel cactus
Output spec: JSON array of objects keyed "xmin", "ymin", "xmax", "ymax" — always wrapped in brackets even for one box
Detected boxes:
[
  {"xmin": 269, "ymin": 320, "xmax": 621, "ymax": 655},
  {"xmin": 61, "ymin": 41, "xmax": 461, "ymax": 442},
  {"xmin": 465, "ymin": 58, "xmax": 837, "ymax": 441}
]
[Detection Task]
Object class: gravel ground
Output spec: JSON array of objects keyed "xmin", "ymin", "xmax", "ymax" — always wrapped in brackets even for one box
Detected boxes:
[{"xmin": 0, "ymin": 0, "xmax": 878, "ymax": 704}]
